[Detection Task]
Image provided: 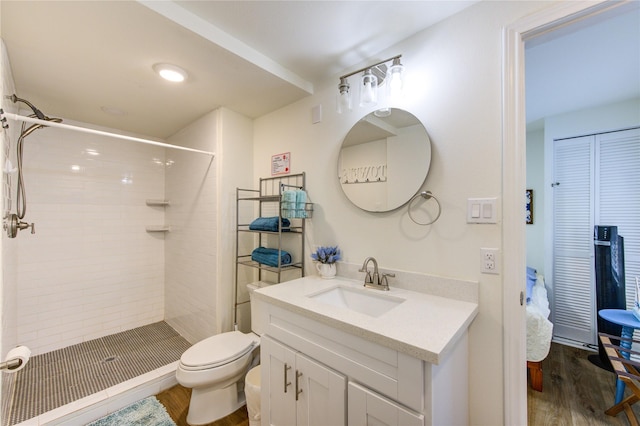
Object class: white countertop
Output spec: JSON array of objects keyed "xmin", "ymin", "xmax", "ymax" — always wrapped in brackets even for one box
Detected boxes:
[{"xmin": 253, "ymin": 275, "xmax": 478, "ymax": 364}]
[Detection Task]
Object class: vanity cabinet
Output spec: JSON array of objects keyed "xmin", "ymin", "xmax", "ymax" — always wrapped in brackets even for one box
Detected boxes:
[
  {"xmin": 348, "ymin": 382, "xmax": 423, "ymax": 426},
  {"xmin": 256, "ymin": 300, "xmax": 470, "ymax": 426},
  {"xmin": 262, "ymin": 335, "xmax": 346, "ymax": 426}
]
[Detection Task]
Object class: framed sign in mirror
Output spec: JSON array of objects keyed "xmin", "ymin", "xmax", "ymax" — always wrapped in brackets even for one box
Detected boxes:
[{"xmin": 337, "ymin": 108, "xmax": 431, "ymax": 212}]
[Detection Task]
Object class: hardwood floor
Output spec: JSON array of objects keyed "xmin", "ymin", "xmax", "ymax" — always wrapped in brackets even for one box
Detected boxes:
[
  {"xmin": 528, "ymin": 342, "xmax": 640, "ymax": 425},
  {"xmin": 158, "ymin": 344, "xmax": 638, "ymax": 426},
  {"xmin": 156, "ymin": 384, "xmax": 249, "ymax": 426}
]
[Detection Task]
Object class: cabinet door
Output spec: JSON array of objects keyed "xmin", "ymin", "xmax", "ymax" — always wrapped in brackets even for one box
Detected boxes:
[
  {"xmin": 348, "ymin": 382, "xmax": 424, "ymax": 426},
  {"xmin": 296, "ymin": 353, "xmax": 346, "ymax": 426},
  {"xmin": 262, "ymin": 335, "xmax": 297, "ymax": 426}
]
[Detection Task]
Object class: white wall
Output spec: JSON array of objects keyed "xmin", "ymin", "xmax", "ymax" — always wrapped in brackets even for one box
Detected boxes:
[
  {"xmin": 544, "ymin": 97, "xmax": 640, "ymax": 141},
  {"xmin": 164, "ymin": 111, "xmax": 218, "ymax": 344},
  {"xmin": 526, "ymin": 127, "xmax": 545, "ymax": 274},
  {"xmin": 215, "ymin": 108, "xmax": 254, "ymax": 334},
  {"xmin": 253, "ymin": 2, "xmax": 548, "ymax": 423},
  {"xmin": 1, "ymin": 40, "xmax": 18, "ymax": 359},
  {"xmin": 163, "ymin": 107, "xmax": 253, "ymax": 343},
  {"xmin": 13, "ymin": 122, "xmax": 166, "ymax": 355},
  {"xmin": 0, "ymin": 37, "xmax": 19, "ymax": 426},
  {"xmin": 527, "ymin": 98, "xmax": 640, "ymax": 277}
]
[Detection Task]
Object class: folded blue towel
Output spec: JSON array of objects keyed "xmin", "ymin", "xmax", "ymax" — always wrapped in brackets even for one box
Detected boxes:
[
  {"xmin": 251, "ymin": 247, "xmax": 292, "ymax": 267},
  {"xmin": 282, "ymin": 190, "xmax": 297, "ymax": 202},
  {"xmin": 296, "ymin": 190, "xmax": 307, "ymax": 218},
  {"xmin": 249, "ymin": 217, "xmax": 290, "ymax": 232}
]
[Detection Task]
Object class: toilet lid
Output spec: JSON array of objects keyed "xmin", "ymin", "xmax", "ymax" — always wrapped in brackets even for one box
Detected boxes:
[{"xmin": 180, "ymin": 331, "xmax": 258, "ymax": 369}]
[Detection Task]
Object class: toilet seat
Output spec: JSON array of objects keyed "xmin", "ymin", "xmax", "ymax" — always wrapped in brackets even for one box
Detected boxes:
[{"xmin": 180, "ymin": 331, "xmax": 258, "ymax": 371}]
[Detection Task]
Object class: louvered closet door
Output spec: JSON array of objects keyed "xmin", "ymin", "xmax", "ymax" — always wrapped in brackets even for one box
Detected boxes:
[
  {"xmin": 597, "ymin": 128, "xmax": 640, "ymax": 310},
  {"xmin": 552, "ymin": 135, "xmax": 595, "ymax": 344},
  {"xmin": 552, "ymin": 127, "xmax": 640, "ymax": 346}
]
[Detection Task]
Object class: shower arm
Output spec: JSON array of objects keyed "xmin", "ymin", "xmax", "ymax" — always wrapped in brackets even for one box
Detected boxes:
[{"xmin": 7, "ymin": 94, "xmax": 45, "ymax": 120}]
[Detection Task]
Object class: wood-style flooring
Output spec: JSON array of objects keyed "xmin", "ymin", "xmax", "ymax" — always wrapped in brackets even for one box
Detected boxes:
[
  {"xmin": 157, "ymin": 343, "xmax": 639, "ymax": 426},
  {"xmin": 528, "ymin": 342, "xmax": 640, "ymax": 425},
  {"xmin": 156, "ymin": 384, "xmax": 249, "ymax": 426}
]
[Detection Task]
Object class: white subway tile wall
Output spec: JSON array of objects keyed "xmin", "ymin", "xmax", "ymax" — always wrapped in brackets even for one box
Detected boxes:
[
  {"xmin": 16, "ymin": 125, "xmax": 166, "ymax": 355},
  {"xmin": 163, "ymin": 113, "xmax": 218, "ymax": 344},
  {"xmin": 2, "ymin": 43, "xmax": 20, "ymax": 357}
]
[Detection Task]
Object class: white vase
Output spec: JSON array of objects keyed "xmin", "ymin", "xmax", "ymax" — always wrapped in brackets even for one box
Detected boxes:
[{"xmin": 315, "ymin": 263, "xmax": 336, "ymax": 279}]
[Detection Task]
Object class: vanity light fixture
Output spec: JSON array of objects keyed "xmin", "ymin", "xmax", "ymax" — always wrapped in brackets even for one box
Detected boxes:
[
  {"xmin": 336, "ymin": 55, "xmax": 404, "ymax": 114},
  {"xmin": 337, "ymin": 77, "xmax": 351, "ymax": 113},
  {"xmin": 153, "ymin": 63, "xmax": 188, "ymax": 83}
]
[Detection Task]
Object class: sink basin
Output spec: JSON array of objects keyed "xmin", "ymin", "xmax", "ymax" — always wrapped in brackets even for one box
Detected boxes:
[{"xmin": 308, "ymin": 285, "xmax": 405, "ymax": 317}]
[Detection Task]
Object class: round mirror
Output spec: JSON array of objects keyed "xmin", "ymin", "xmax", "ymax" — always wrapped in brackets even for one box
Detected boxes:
[{"xmin": 338, "ymin": 108, "xmax": 432, "ymax": 212}]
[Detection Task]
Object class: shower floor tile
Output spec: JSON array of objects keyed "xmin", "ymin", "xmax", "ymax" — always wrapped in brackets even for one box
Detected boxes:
[{"xmin": 7, "ymin": 321, "xmax": 191, "ymax": 426}]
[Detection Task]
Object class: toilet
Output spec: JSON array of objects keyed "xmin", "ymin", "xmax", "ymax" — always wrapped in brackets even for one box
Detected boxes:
[{"xmin": 176, "ymin": 282, "xmax": 265, "ymax": 425}]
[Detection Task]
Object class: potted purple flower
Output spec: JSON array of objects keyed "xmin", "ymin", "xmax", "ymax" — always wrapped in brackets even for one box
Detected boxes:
[{"xmin": 311, "ymin": 246, "xmax": 341, "ymax": 279}]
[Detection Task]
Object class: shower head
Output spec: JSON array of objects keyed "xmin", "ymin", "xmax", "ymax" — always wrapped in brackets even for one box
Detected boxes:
[
  {"xmin": 8, "ymin": 94, "xmax": 46, "ymax": 120},
  {"xmin": 8, "ymin": 94, "xmax": 63, "ymax": 140}
]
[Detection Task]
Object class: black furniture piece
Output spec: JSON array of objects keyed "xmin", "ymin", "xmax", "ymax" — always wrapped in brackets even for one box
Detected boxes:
[{"xmin": 590, "ymin": 225, "xmax": 626, "ymax": 370}]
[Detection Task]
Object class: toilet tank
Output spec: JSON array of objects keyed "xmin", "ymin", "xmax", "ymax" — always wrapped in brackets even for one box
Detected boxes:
[{"xmin": 248, "ymin": 281, "xmax": 271, "ymax": 335}]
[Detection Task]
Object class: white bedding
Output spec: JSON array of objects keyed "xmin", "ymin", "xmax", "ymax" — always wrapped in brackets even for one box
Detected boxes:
[{"xmin": 526, "ymin": 274, "xmax": 553, "ymax": 362}]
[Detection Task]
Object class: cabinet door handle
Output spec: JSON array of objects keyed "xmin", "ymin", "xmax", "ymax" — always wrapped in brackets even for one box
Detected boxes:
[
  {"xmin": 284, "ymin": 363, "xmax": 292, "ymax": 393},
  {"xmin": 295, "ymin": 370, "xmax": 303, "ymax": 401}
]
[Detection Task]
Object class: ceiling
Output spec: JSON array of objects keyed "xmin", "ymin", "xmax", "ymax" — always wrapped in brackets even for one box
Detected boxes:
[
  {"xmin": 2, "ymin": 1, "xmax": 638, "ymax": 141},
  {"xmin": 525, "ymin": 3, "xmax": 640, "ymax": 126},
  {"xmin": 0, "ymin": 0, "xmax": 477, "ymax": 139}
]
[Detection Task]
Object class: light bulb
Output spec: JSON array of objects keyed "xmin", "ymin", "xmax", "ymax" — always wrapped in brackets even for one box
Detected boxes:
[
  {"xmin": 337, "ymin": 77, "xmax": 351, "ymax": 113},
  {"xmin": 153, "ymin": 63, "xmax": 188, "ymax": 83},
  {"xmin": 359, "ymin": 69, "xmax": 378, "ymax": 107},
  {"xmin": 386, "ymin": 58, "xmax": 404, "ymax": 100}
]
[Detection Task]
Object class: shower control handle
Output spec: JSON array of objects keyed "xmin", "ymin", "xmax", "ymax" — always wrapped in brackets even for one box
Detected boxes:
[
  {"xmin": 3, "ymin": 214, "xmax": 35, "ymax": 238},
  {"xmin": 17, "ymin": 220, "xmax": 35, "ymax": 234}
]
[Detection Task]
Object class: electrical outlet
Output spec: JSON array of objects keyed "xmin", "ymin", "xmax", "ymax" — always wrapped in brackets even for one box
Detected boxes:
[{"xmin": 481, "ymin": 248, "xmax": 500, "ymax": 274}]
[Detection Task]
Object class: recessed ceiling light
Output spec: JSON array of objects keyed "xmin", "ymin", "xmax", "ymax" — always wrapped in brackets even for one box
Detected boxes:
[{"xmin": 153, "ymin": 63, "xmax": 188, "ymax": 83}]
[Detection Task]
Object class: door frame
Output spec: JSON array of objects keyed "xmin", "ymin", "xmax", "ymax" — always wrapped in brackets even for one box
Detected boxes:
[{"xmin": 501, "ymin": 0, "xmax": 631, "ymax": 423}]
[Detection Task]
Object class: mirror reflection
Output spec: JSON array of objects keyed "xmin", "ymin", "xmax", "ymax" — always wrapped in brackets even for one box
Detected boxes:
[{"xmin": 338, "ymin": 108, "xmax": 431, "ymax": 212}]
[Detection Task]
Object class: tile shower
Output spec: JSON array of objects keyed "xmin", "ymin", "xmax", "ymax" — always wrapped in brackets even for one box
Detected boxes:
[
  {"xmin": 12, "ymin": 126, "xmax": 167, "ymax": 355},
  {"xmin": 1, "ymin": 110, "xmax": 219, "ymax": 424}
]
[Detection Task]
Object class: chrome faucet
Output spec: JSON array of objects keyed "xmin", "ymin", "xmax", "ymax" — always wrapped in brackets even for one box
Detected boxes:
[{"xmin": 359, "ymin": 257, "xmax": 395, "ymax": 291}]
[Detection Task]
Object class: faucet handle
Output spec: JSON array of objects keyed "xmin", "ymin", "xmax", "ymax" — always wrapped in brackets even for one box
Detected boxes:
[
  {"xmin": 379, "ymin": 273, "xmax": 395, "ymax": 289},
  {"xmin": 359, "ymin": 266, "xmax": 374, "ymax": 283}
]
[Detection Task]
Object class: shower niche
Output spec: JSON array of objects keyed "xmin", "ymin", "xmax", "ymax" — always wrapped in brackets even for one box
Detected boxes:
[{"xmin": 145, "ymin": 199, "xmax": 171, "ymax": 232}]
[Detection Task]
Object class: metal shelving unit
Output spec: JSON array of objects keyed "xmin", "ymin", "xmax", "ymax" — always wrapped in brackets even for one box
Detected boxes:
[{"xmin": 234, "ymin": 173, "xmax": 311, "ymax": 326}]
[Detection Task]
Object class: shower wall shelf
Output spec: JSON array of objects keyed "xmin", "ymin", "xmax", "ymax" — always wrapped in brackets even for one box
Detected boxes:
[
  {"xmin": 146, "ymin": 199, "xmax": 170, "ymax": 232},
  {"xmin": 146, "ymin": 199, "xmax": 170, "ymax": 206},
  {"xmin": 145, "ymin": 225, "xmax": 171, "ymax": 232}
]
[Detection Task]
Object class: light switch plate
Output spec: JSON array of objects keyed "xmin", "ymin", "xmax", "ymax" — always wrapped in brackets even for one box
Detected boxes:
[{"xmin": 467, "ymin": 198, "xmax": 497, "ymax": 223}]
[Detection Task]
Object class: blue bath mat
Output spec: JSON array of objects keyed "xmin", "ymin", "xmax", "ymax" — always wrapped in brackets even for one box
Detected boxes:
[{"xmin": 87, "ymin": 396, "xmax": 176, "ymax": 426}]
